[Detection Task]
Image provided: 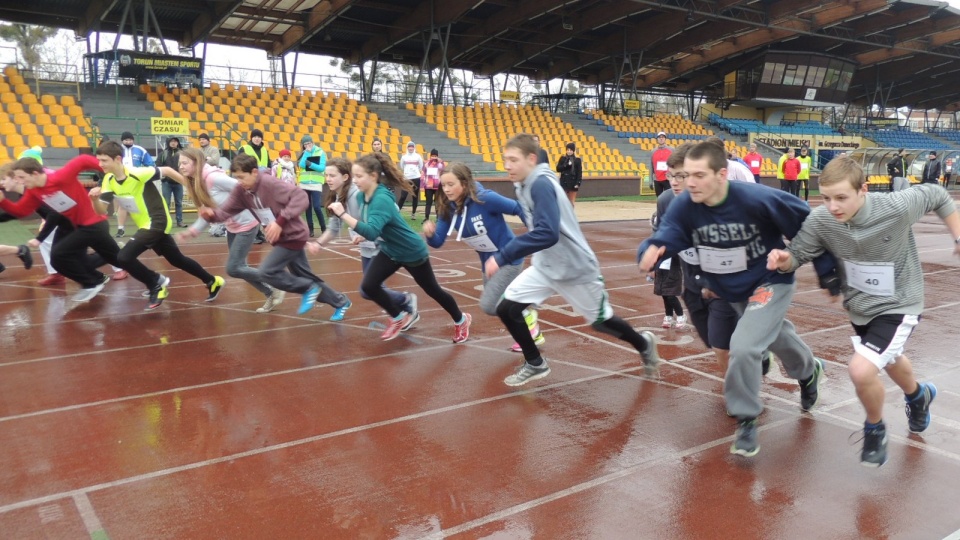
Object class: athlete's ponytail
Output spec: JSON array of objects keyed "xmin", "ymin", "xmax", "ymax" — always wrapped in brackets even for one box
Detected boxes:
[{"xmin": 355, "ymin": 152, "xmax": 413, "ymax": 195}]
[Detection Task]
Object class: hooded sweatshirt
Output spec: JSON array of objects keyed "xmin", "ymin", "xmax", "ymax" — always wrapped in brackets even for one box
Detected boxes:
[
  {"xmin": 211, "ymin": 170, "xmax": 309, "ymax": 250},
  {"xmin": 400, "ymin": 146, "xmax": 425, "ymax": 181},
  {"xmin": 158, "ymin": 137, "xmax": 181, "ymax": 178},
  {"xmin": 353, "ymin": 184, "xmax": 429, "ymax": 264},
  {"xmin": 327, "ymin": 183, "xmax": 379, "ymax": 259},
  {"xmin": 426, "ymin": 187, "xmax": 523, "ymax": 266},
  {"xmin": 494, "ymin": 163, "xmax": 600, "ymax": 283},
  {"xmin": 187, "ymin": 164, "xmax": 258, "ymax": 236}
]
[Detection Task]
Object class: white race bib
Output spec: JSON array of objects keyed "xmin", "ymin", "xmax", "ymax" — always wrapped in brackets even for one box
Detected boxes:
[
  {"xmin": 461, "ymin": 233, "xmax": 498, "ymax": 253},
  {"xmin": 800, "ymin": 162, "xmax": 809, "ymax": 170},
  {"xmin": 658, "ymin": 257, "xmax": 672, "ymax": 270},
  {"xmin": 655, "ymin": 161, "xmax": 668, "ymax": 171},
  {"xmin": 114, "ymin": 196, "xmax": 140, "ymax": 214},
  {"xmin": 750, "ymin": 160, "xmax": 760, "ymax": 168},
  {"xmin": 678, "ymin": 248, "xmax": 700, "ymax": 265},
  {"xmin": 697, "ymin": 246, "xmax": 748, "ymax": 274},
  {"xmin": 843, "ymin": 260, "xmax": 895, "ymax": 296},
  {"xmin": 42, "ymin": 191, "xmax": 76, "ymax": 212},
  {"xmin": 254, "ymin": 207, "xmax": 276, "ymax": 225},
  {"xmin": 426, "ymin": 167, "xmax": 439, "ymax": 177}
]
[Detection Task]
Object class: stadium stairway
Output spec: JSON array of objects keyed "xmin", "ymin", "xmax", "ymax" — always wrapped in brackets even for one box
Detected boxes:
[
  {"xmin": 365, "ymin": 102, "xmax": 498, "ymax": 174},
  {"xmin": 81, "ymin": 85, "xmax": 162, "ymax": 153},
  {"xmin": 556, "ymin": 112, "xmax": 651, "ymax": 176}
]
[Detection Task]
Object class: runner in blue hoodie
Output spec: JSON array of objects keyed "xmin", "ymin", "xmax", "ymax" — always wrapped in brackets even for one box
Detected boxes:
[
  {"xmin": 639, "ymin": 141, "xmax": 840, "ymax": 457},
  {"xmin": 487, "ymin": 134, "xmax": 660, "ymax": 387},
  {"xmin": 423, "ymin": 162, "xmax": 544, "ymax": 352}
]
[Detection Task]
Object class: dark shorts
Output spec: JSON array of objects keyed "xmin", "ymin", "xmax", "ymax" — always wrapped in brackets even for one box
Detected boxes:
[
  {"xmin": 683, "ymin": 288, "xmax": 739, "ymax": 350},
  {"xmin": 851, "ymin": 313, "xmax": 919, "ymax": 369}
]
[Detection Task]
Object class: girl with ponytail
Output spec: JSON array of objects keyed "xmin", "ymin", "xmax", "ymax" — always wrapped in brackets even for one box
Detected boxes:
[{"xmin": 326, "ymin": 153, "xmax": 471, "ymax": 342}]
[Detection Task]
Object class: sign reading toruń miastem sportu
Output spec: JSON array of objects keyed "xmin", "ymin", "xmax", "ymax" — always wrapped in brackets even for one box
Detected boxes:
[{"xmin": 150, "ymin": 117, "xmax": 189, "ymax": 136}]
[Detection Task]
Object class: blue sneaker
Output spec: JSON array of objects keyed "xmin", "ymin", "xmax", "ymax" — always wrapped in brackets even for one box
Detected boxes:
[
  {"xmin": 298, "ymin": 283, "xmax": 321, "ymax": 315},
  {"xmin": 330, "ymin": 299, "xmax": 352, "ymax": 321},
  {"xmin": 906, "ymin": 382, "xmax": 937, "ymax": 433}
]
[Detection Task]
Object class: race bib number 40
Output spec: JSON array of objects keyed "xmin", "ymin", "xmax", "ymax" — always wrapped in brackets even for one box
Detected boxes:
[
  {"xmin": 697, "ymin": 246, "xmax": 748, "ymax": 274},
  {"xmin": 843, "ymin": 260, "xmax": 895, "ymax": 296}
]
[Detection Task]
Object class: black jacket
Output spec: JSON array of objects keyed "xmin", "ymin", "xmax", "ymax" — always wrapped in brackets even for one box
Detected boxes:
[{"xmin": 922, "ymin": 159, "xmax": 942, "ymax": 183}]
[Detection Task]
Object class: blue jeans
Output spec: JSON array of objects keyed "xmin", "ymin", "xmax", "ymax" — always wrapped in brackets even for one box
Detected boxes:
[
  {"xmin": 162, "ymin": 181, "xmax": 184, "ymax": 224},
  {"xmin": 304, "ymin": 189, "xmax": 326, "ymax": 234}
]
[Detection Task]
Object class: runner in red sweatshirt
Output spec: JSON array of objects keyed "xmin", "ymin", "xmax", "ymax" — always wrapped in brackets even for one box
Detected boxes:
[{"xmin": 0, "ymin": 154, "xmax": 150, "ymax": 302}]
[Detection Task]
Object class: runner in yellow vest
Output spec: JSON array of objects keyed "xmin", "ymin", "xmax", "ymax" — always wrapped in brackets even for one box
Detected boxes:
[{"xmin": 797, "ymin": 147, "xmax": 812, "ymax": 201}]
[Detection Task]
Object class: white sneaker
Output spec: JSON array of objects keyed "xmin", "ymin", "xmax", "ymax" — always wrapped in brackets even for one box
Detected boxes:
[
  {"xmin": 72, "ymin": 276, "xmax": 109, "ymax": 303},
  {"xmin": 256, "ymin": 290, "xmax": 285, "ymax": 313},
  {"xmin": 674, "ymin": 315, "xmax": 687, "ymax": 329},
  {"xmin": 661, "ymin": 316, "xmax": 674, "ymax": 328}
]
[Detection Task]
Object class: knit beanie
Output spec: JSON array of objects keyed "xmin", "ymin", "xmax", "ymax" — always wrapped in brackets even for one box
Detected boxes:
[
  {"xmin": 300, "ymin": 134, "xmax": 314, "ymax": 147},
  {"xmin": 279, "ymin": 149, "xmax": 291, "ymax": 158},
  {"xmin": 18, "ymin": 146, "xmax": 43, "ymax": 165},
  {"xmin": 566, "ymin": 143, "xmax": 576, "ymax": 152},
  {"xmin": 430, "ymin": 148, "xmax": 438, "ymax": 156},
  {"xmin": 250, "ymin": 129, "xmax": 264, "ymax": 139},
  {"xmin": 121, "ymin": 131, "xmax": 134, "ymax": 141}
]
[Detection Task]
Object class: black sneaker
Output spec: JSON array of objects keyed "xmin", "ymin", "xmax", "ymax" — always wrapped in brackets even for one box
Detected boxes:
[
  {"xmin": 861, "ymin": 423, "xmax": 888, "ymax": 467},
  {"xmin": 115, "ymin": 228, "xmax": 125, "ymax": 238},
  {"xmin": 0, "ymin": 262, "xmax": 5, "ymax": 274},
  {"xmin": 17, "ymin": 245, "xmax": 33, "ymax": 270},
  {"xmin": 146, "ymin": 275, "xmax": 170, "ymax": 311},
  {"xmin": 639, "ymin": 330, "xmax": 661, "ymax": 376},
  {"xmin": 905, "ymin": 382, "xmax": 937, "ymax": 433},
  {"xmin": 762, "ymin": 351, "xmax": 773, "ymax": 376},
  {"xmin": 800, "ymin": 358, "xmax": 824, "ymax": 411},
  {"xmin": 205, "ymin": 276, "xmax": 225, "ymax": 302},
  {"xmin": 731, "ymin": 418, "xmax": 759, "ymax": 457}
]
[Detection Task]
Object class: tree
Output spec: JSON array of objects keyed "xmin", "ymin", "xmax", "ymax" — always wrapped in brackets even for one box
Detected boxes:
[
  {"xmin": 0, "ymin": 23, "xmax": 58, "ymax": 71},
  {"xmin": 38, "ymin": 31, "xmax": 83, "ymax": 81}
]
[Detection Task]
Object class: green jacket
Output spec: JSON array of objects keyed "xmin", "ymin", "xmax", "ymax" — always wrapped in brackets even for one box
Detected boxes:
[{"xmin": 353, "ymin": 184, "xmax": 428, "ymax": 264}]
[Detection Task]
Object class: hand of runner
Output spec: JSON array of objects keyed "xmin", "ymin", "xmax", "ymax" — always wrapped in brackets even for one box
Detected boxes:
[
  {"xmin": 198, "ymin": 206, "xmax": 215, "ymax": 220},
  {"xmin": 767, "ymin": 249, "xmax": 792, "ymax": 271},
  {"xmin": 306, "ymin": 241, "xmax": 321, "ymax": 255},
  {"xmin": 327, "ymin": 202, "xmax": 344, "ymax": 216},
  {"xmin": 638, "ymin": 244, "xmax": 665, "ymax": 272},
  {"xmin": 351, "ymin": 235, "xmax": 362, "ymax": 245},
  {"xmin": 264, "ymin": 221, "xmax": 281, "ymax": 243},
  {"xmin": 422, "ymin": 220, "xmax": 436, "ymax": 237},
  {"xmin": 701, "ymin": 288, "xmax": 718, "ymax": 300},
  {"xmin": 88, "ymin": 187, "xmax": 101, "ymax": 198},
  {"xmin": 484, "ymin": 256, "xmax": 500, "ymax": 278},
  {"xmin": 27, "ymin": 239, "xmax": 40, "ymax": 248}
]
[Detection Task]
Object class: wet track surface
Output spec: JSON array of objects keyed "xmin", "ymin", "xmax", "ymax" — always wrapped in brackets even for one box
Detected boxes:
[{"xmin": 1, "ymin": 214, "xmax": 959, "ymax": 539}]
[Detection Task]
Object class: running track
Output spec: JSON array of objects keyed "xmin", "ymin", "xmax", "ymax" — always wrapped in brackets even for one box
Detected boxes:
[{"xmin": 1, "ymin": 217, "xmax": 960, "ymax": 539}]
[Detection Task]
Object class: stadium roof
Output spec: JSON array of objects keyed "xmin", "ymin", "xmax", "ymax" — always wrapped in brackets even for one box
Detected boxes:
[{"xmin": 7, "ymin": 0, "xmax": 960, "ymax": 109}]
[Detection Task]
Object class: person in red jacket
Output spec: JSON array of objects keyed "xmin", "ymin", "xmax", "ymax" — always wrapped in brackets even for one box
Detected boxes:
[
  {"xmin": 0, "ymin": 154, "xmax": 153, "ymax": 302},
  {"xmin": 781, "ymin": 148, "xmax": 801, "ymax": 197},
  {"xmin": 744, "ymin": 142, "xmax": 763, "ymax": 183},
  {"xmin": 651, "ymin": 131, "xmax": 673, "ymax": 196}
]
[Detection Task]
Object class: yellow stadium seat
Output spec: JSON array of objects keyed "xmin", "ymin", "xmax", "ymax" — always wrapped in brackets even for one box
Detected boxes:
[
  {"xmin": 50, "ymin": 135, "xmax": 68, "ymax": 148},
  {"xmin": 42, "ymin": 124, "xmax": 60, "ymax": 137},
  {"xmin": 28, "ymin": 103, "xmax": 45, "ymax": 115},
  {"xmin": 27, "ymin": 133, "xmax": 45, "ymax": 147},
  {"xmin": 63, "ymin": 125, "xmax": 80, "ymax": 137},
  {"xmin": 67, "ymin": 105, "xmax": 83, "ymax": 117},
  {"xmin": 71, "ymin": 135, "xmax": 89, "ymax": 148}
]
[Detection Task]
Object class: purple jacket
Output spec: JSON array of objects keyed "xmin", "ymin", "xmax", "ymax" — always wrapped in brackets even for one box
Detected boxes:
[{"xmin": 211, "ymin": 170, "xmax": 310, "ymax": 250}]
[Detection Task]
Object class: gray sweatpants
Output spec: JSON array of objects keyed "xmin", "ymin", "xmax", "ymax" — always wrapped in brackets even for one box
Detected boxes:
[
  {"xmin": 892, "ymin": 177, "xmax": 910, "ymax": 192},
  {"xmin": 258, "ymin": 245, "xmax": 348, "ymax": 308},
  {"xmin": 726, "ymin": 282, "xmax": 816, "ymax": 418},
  {"xmin": 480, "ymin": 262, "xmax": 523, "ymax": 316}
]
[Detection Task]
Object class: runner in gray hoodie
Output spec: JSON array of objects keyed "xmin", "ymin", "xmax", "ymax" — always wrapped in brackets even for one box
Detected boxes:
[{"xmin": 486, "ymin": 134, "xmax": 660, "ymax": 386}]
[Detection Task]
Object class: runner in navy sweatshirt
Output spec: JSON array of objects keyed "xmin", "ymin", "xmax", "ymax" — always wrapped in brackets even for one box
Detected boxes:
[{"xmin": 639, "ymin": 141, "xmax": 839, "ymax": 458}]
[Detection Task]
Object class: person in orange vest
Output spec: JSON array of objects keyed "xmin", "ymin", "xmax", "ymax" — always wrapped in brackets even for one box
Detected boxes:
[
  {"xmin": 651, "ymin": 131, "xmax": 673, "ymax": 196},
  {"xmin": 744, "ymin": 142, "xmax": 763, "ymax": 183}
]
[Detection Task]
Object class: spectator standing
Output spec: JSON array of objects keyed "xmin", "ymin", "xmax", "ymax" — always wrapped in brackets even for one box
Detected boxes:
[
  {"xmin": 198, "ymin": 133, "xmax": 221, "ymax": 166},
  {"xmin": 421, "ymin": 149, "xmax": 444, "ymax": 221},
  {"xmin": 921, "ymin": 151, "xmax": 941, "ymax": 184},
  {"xmin": 887, "ymin": 148, "xmax": 908, "ymax": 192},
  {"xmin": 157, "ymin": 137, "xmax": 185, "ymax": 227},
  {"xmin": 298, "ymin": 135, "xmax": 327, "ymax": 236},
  {"xmin": 651, "ymin": 131, "xmax": 673, "ymax": 196},
  {"xmin": 744, "ymin": 142, "xmax": 763, "ymax": 183},
  {"xmin": 239, "ymin": 128, "xmax": 271, "ymax": 171},
  {"xmin": 556, "ymin": 142, "xmax": 583, "ymax": 205},
  {"xmin": 398, "ymin": 141, "xmax": 424, "ymax": 217}
]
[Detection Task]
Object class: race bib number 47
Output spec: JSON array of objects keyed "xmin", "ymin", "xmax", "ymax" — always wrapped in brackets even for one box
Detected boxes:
[{"xmin": 697, "ymin": 246, "xmax": 748, "ymax": 274}]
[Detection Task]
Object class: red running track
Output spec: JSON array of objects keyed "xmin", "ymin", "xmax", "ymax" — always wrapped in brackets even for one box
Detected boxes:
[{"xmin": 1, "ymin": 217, "xmax": 960, "ymax": 539}]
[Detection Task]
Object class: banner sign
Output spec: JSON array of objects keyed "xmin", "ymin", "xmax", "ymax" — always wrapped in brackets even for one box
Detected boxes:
[
  {"xmin": 151, "ymin": 117, "xmax": 189, "ymax": 136},
  {"xmin": 623, "ymin": 99, "xmax": 641, "ymax": 110},
  {"xmin": 866, "ymin": 117, "xmax": 899, "ymax": 127},
  {"xmin": 117, "ymin": 50, "xmax": 203, "ymax": 84},
  {"xmin": 500, "ymin": 90, "xmax": 520, "ymax": 101},
  {"xmin": 755, "ymin": 137, "xmax": 812, "ymax": 149}
]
